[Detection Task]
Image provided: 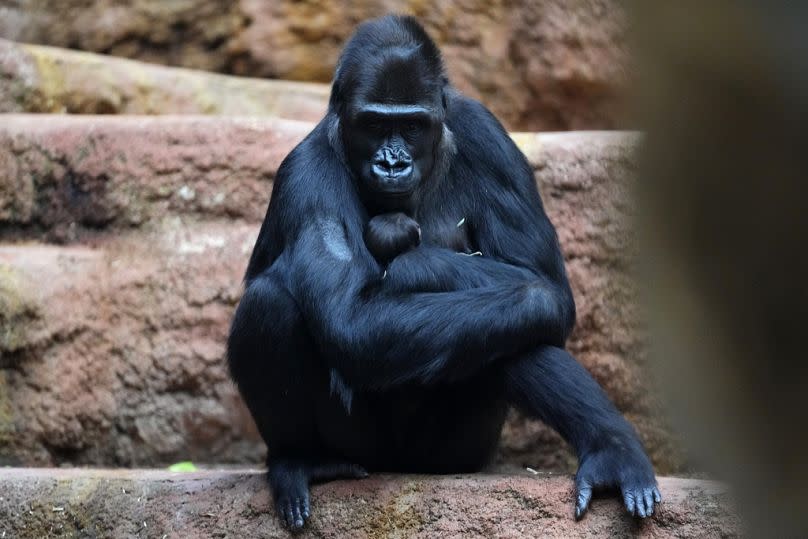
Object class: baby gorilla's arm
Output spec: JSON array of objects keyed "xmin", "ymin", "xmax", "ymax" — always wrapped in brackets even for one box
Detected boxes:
[{"xmin": 364, "ymin": 212, "xmax": 422, "ymax": 265}]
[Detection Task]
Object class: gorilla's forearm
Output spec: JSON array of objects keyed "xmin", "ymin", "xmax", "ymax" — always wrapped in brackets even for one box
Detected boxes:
[
  {"xmin": 292, "ymin": 236, "xmax": 571, "ymax": 389},
  {"xmin": 381, "ymin": 245, "xmax": 575, "ymax": 350},
  {"xmin": 380, "ymin": 245, "xmax": 575, "ymax": 352},
  {"xmin": 381, "ymin": 246, "xmax": 538, "ymax": 293}
]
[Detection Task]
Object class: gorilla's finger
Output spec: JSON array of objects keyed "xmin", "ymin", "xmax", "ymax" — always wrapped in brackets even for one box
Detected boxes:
[
  {"xmin": 292, "ymin": 499, "xmax": 304, "ymax": 529},
  {"xmin": 302, "ymin": 493, "xmax": 311, "ymax": 519},
  {"xmin": 623, "ymin": 489, "xmax": 637, "ymax": 517},
  {"xmin": 653, "ymin": 487, "xmax": 662, "ymax": 504},
  {"xmin": 643, "ymin": 488, "xmax": 655, "ymax": 517},
  {"xmin": 575, "ymin": 485, "xmax": 593, "ymax": 520},
  {"xmin": 283, "ymin": 500, "xmax": 294, "ymax": 528},
  {"xmin": 352, "ymin": 464, "xmax": 370, "ymax": 478},
  {"xmin": 635, "ymin": 490, "xmax": 647, "ymax": 518}
]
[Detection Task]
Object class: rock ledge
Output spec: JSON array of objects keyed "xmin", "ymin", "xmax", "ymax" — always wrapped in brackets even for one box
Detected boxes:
[{"xmin": 0, "ymin": 469, "xmax": 738, "ymax": 538}]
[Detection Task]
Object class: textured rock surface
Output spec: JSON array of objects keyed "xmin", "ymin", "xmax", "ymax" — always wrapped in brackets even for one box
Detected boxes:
[
  {"xmin": 0, "ymin": 469, "xmax": 739, "ymax": 538},
  {"xmin": 0, "ymin": 0, "xmax": 628, "ymax": 131},
  {"xmin": 0, "ymin": 116, "xmax": 681, "ymax": 472},
  {"xmin": 0, "ymin": 39, "xmax": 328, "ymax": 119}
]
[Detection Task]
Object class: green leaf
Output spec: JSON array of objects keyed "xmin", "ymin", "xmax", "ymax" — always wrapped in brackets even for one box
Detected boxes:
[{"xmin": 168, "ymin": 461, "xmax": 198, "ymax": 472}]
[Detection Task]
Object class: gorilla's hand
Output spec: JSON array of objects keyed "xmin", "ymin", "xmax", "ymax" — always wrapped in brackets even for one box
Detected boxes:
[{"xmin": 574, "ymin": 440, "xmax": 661, "ymax": 520}]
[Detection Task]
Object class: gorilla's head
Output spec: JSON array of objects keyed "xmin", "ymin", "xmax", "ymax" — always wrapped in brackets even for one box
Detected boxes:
[{"xmin": 328, "ymin": 16, "xmax": 454, "ymax": 210}]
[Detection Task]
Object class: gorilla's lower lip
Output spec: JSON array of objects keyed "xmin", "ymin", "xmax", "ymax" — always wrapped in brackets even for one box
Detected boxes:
[
  {"xmin": 369, "ymin": 187, "xmax": 414, "ymax": 197},
  {"xmin": 368, "ymin": 181, "xmax": 415, "ymax": 196}
]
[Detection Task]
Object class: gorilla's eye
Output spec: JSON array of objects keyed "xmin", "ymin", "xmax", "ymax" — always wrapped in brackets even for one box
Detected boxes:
[
  {"xmin": 404, "ymin": 122, "xmax": 421, "ymax": 136},
  {"xmin": 366, "ymin": 119, "xmax": 384, "ymax": 132}
]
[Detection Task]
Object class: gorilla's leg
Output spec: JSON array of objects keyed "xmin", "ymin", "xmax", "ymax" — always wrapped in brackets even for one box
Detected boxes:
[
  {"xmin": 381, "ymin": 374, "xmax": 509, "ymax": 474},
  {"xmin": 503, "ymin": 346, "xmax": 661, "ymax": 519},
  {"xmin": 228, "ymin": 273, "xmax": 366, "ymax": 530},
  {"xmin": 267, "ymin": 458, "xmax": 368, "ymax": 529}
]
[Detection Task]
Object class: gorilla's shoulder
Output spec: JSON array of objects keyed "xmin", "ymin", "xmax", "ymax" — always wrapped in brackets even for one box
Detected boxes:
[
  {"xmin": 276, "ymin": 120, "xmax": 342, "ymax": 181},
  {"xmin": 444, "ymin": 91, "xmax": 480, "ymax": 121},
  {"xmin": 445, "ymin": 91, "xmax": 527, "ymax": 171},
  {"xmin": 271, "ymin": 118, "xmax": 354, "ymax": 211},
  {"xmin": 283, "ymin": 120, "xmax": 334, "ymax": 163}
]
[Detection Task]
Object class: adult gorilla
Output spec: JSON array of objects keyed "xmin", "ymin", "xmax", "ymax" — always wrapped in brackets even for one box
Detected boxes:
[{"xmin": 228, "ymin": 15, "xmax": 659, "ymax": 530}]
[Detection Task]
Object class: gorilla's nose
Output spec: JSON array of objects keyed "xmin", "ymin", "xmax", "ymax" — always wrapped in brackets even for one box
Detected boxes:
[{"xmin": 373, "ymin": 148, "xmax": 413, "ymax": 179}]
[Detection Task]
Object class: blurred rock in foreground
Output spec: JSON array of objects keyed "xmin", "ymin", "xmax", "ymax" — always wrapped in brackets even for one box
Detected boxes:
[
  {"xmin": 0, "ymin": 469, "xmax": 738, "ymax": 538},
  {"xmin": 0, "ymin": 0, "xmax": 628, "ymax": 131}
]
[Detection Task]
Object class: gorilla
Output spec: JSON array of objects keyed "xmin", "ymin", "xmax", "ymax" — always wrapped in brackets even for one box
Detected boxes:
[
  {"xmin": 365, "ymin": 212, "xmax": 422, "ymax": 266},
  {"xmin": 228, "ymin": 15, "xmax": 660, "ymax": 530}
]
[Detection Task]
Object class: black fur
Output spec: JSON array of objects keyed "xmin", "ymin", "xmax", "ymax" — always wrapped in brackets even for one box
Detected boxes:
[{"xmin": 228, "ymin": 15, "xmax": 659, "ymax": 530}]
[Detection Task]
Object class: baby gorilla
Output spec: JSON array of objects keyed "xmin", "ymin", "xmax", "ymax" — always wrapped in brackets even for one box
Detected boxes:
[{"xmin": 364, "ymin": 213, "xmax": 422, "ymax": 265}]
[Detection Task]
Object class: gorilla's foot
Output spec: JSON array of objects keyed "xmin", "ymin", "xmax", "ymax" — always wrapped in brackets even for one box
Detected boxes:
[
  {"xmin": 573, "ymin": 441, "xmax": 661, "ymax": 520},
  {"xmin": 268, "ymin": 460, "xmax": 310, "ymax": 530},
  {"xmin": 268, "ymin": 458, "xmax": 369, "ymax": 530},
  {"xmin": 308, "ymin": 460, "xmax": 370, "ymax": 484}
]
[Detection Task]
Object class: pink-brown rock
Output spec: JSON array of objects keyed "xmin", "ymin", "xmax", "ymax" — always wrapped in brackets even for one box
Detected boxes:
[
  {"xmin": 0, "ymin": 115, "xmax": 310, "ymax": 235},
  {"xmin": 0, "ymin": 1, "xmax": 628, "ymax": 131},
  {"xmin": 0, "ymin": 469, "xmax": 739, "ymax": 538},
  {"xmin": 0, "ymin": 116, "xmax": 681, "ymax": 473},
  {"xmin": 0, "ymin": 224, "xmax": 263, "ymax": 466}
]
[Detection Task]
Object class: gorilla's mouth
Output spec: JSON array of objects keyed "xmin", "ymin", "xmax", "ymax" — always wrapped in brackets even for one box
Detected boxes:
[
  {"xmin": 367, "ymin": 185, "xmax": 416, "ymax": 197},
  {"xmin": 371, "ymin": 162, "xmax": 413, "ymax": 180},
  {"xmin": 366, "ymin": 173, "xmax": 417, "ymax": 197}
]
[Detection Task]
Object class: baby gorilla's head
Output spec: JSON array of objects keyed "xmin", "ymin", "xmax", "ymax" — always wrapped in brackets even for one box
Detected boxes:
[{"xmin": 364, "ymin": 212, "xmax": 421, "ymax": 265}]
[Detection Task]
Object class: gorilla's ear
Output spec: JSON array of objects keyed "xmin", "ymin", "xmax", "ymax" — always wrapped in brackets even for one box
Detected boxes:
[
  {"xmin": 329, "ymin": 79, "xmax": 344, "ymax": 113},
  {"xmin": 327, "ymin": 114, "xmax": 349, "ymax": 169}
]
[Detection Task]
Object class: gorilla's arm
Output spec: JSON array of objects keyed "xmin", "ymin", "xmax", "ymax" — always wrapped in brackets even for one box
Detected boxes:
[
  {"xmin": 252, "ymin": 129, "xmax": 570, "ymax": 391},
  {"xmin": 290, "ymin": 225, "xmax": 569, "ymax": 389},
  {"xmin": 450, "ymin": 97, "xmax": 577, "ymax": 340},
  {"xmin": 382, "ymin": 246, "xmax": 541, "ymax": 292},
  {"xmin": 373, "ymin": 97, "xmax": 576, "ymax": 339}
]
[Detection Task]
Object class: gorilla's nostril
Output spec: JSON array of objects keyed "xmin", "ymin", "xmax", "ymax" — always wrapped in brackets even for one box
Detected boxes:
[{"xmin": 375, "ymin": 148, "xmax": 412, "ymax": 172}]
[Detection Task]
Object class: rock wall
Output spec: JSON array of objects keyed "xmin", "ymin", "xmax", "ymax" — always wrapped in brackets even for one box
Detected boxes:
[
  {"xmin": 0, "ymin": 0, "xmax": 628, "ymax": 131},
  {"xmin": 0, "ymin": 116, "xmax": 682, "ymax": 472}
]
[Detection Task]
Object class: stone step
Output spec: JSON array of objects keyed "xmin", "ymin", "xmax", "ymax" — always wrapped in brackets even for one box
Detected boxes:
[
  {"xmin": 0, "ymin": 114, "xmax": 634, "ymax": 245},
  {"xmin": 0, "ymin": 39, "xmax": 329, "ymax": 119},
  {"xmin": 0, "ymin": 469, "xmax": 737, "ymax": 538},
  {"xmin": 0, "ymin": 116, "xmax": 677, "ymax": 474},
  {"xmin": 0, "ymin": 221, "xmax": 263, "ymax": 466},
  {"xmin": 0, "ymin": 115, "xmax": 312, "ymax": 234}
]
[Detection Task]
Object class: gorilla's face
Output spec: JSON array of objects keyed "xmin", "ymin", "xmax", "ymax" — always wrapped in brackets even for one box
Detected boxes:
[
  {"xmin": 337, "ymin": 48, "xmax": 446, "ymax": 208},
  {"xmin": 344, "ymin": 103, "xmax": 442, "ymax": 201}
]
